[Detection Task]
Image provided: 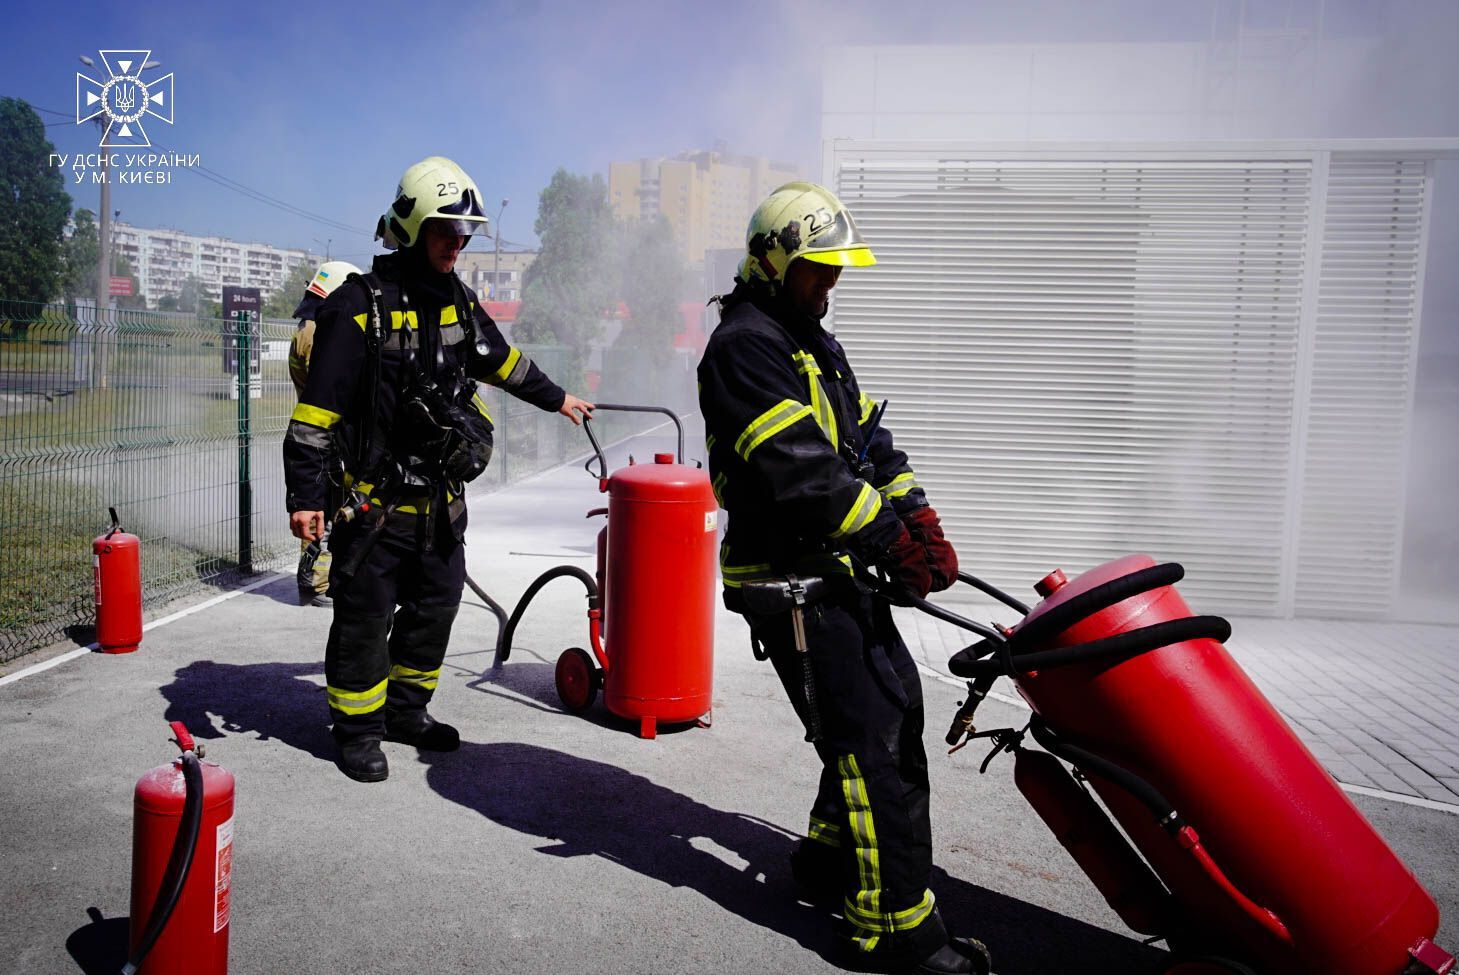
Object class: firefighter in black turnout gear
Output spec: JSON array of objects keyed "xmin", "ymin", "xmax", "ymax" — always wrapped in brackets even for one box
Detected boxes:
[
  {"xmin": 697, "ymin": 183, "xmax": 989, "ymax": 974},
  {"xmin": 284, "ymin": 156, "xmax": 593, "ymax": 782}
]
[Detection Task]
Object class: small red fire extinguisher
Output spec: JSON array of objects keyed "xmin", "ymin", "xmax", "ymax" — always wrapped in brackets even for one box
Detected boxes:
[
  {"xmin": 94, "ymin": 507, "xmax": 143, "ymax": 654},
  {"xmin": 126, "ymin": 721, "xmax": 235, "ymax": 975}
]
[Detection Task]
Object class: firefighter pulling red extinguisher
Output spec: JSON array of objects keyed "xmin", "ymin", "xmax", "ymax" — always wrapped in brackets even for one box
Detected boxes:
[
  {"xmin": 493, "ymin": 405, "xmax": 717, "ymax": 740},
  {"xmin": 127, "ymin": 720, "xmax": 235, "ymax": 975},
  {"xmin": 916, "ymin": 556, "xmax": 1455, "ymax": 975},
  {"xmin": 94, "ymin": 507, "xmax": 143, "ymax": 654}
]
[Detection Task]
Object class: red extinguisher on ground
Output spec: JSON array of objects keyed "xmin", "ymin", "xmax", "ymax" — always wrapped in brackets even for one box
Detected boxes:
[
  {"xmin": 94, "ymin": 507, "xmax": 143, "ymax": 654},
  {"xmin": 126, "ymin": 720, "xmax": 235, "ymax": 975}
]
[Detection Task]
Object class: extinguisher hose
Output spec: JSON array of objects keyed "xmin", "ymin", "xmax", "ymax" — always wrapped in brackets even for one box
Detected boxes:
[
  {"xmin": 1028, "ymin": 720, "xmax": 1294, "ymax": 948},
  {"xmin": 120, "ymin": 751, "xmax": 204, "ymax": 975},
  {"xmin": 951, "ymin": 615, "xmax": 1231, "ymax": 678},
  {"xmin": 1011, "ymin": 562, "xmax": 1185, "ymax": 651},
  {"xmin": 498, "ymin": 565, "xmax": 600, "ymax": 664}
]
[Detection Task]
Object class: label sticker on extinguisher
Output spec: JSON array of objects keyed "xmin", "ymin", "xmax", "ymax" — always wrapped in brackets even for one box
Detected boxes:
[
  {"xmin": 214, "ymin": 816, "xmax": 234, "ymax": 932},
  {"xmin": 704, "ymin": 511, "xmax": 718, "ymax": 532},
  {"xmin": 93, "ymin": 554, "xmax": 102, "ymax": 606}
]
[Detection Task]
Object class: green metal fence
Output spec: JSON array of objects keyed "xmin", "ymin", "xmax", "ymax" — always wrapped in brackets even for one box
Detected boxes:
[{"xmin": 0, "ymin": 301, "xmax": 680, "ymax": 664}]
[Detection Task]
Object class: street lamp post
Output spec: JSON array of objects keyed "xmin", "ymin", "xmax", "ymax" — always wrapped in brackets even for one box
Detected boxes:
[
  {"xmin": 492, "ymin": 198, "xmax": 508, "ymax": 301},
  {"xmin": 79, "ymin": 55, "xmax": 159, "ymax": 384},
  {"xmin": 313, "ymin": 238, "xmax": 332, "ymax": 261}
]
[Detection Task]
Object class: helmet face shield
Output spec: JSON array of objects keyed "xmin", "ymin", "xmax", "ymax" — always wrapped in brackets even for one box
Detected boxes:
[{"xmin": 426, "ymin": 217, "xmax": 484, "ymax": 240}]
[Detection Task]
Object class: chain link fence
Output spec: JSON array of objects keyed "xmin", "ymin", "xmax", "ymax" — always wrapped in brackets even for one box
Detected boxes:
[{"xmin": 0, "ymin": 302, "xmax": 689, "ymax": 664}]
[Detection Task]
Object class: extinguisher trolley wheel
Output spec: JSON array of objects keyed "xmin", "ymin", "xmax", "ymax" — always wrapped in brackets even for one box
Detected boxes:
[{"xmin": 555, "ymin": 647, "xmax": 600, "ymax": 713}]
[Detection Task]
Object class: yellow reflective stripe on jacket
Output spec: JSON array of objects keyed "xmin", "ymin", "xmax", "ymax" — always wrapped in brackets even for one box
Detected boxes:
[
  {"xmin": 493, "ymin": 347, "xmax": 523, "ymax": 383},
  {"xmin": 792, "ymin": 351, "xmax": 838, "ymax": 446},
  {"xmin": 388, "ymin": 310, "xmax": 419, "ymax": 331},
  {"xmin": 830, "ymin": 482, "xmax": 882, "ymax": 539},
  {"xmin": 839, "ymin": 754, "xmax": 883, "ymax": 915},
  {"xmin": 711, "ymin": 472, "xmax": 726, "ymax": 508},
  {"xmin": 735, "ymin": 399, "xmax": 813, "ymax": 461},
  {"xmin": 389, "ymin": 663, "xmax": 440, "ymax": 692},
  {"xmin": 353, "ymin": 312, "xmax": 368, "ymax": 331},
  {"xmin": 472, "ymin": 390, "xmax": 493, "ymax": 423},
  {"xmin": 877, "ymin": 471, "xmax": 919, "ymax": 501},
  {"xmin": 808, "ymin": 815, "xmax": 842, "ymax": 848},
  {"xmin": 858, "ymin": 392, "xmax": 877, "ymax": 425},
  {"xmin": 720, "ymin": 561, "xmax": 775, "ymax": 590},
  {"xmin": 327, "ymin": 679, "xmax": 387, "ymax": 716},
  {"xmin": 845, "ymin": 890, "xmax": 937, "ymax": 935},
  {"xmin": 291, "ymin": 402, "xmax": 341, "ymax": 429},
  {"xmin": 439, "ymin": 304, "xmax": 459, "ymax": 325}
]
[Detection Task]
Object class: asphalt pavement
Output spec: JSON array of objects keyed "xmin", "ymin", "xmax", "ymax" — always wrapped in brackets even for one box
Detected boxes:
[{"xmin": 1, "ymin": 423, "xmax": 1455, "ymax": 975}]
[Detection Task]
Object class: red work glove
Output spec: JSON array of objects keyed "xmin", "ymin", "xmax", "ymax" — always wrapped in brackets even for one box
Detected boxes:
[
  {"xmin": 903, "ymin": 506, "xmax": 958, "ymax": 592},
  {"xmin": 882, "ymin": 521, "xmax": 934, "ymax": 604}
]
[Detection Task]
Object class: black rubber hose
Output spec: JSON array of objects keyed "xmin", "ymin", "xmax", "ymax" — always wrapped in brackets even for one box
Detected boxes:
[
  {"xmin": 952, "ymin": 615, "xmax": 1231, "ymax": 678},
  {"xmin": 904, "ymin": 593, "xmax": 1007, "ymax": 643},
  {"xmin": 1011, "ymin": 563, "xmax": 1185, "ymax": 651},
  {"xmin": 497, "ymin": 565, "xmax": 600, "ymax": 664},
  {"xmin": 957, "ymin": 570, "xmax": 1030, "ymax": 616},
  {"xmin": 463, "ymin": 574, "xmax": 510, "ymax": 657},
  {"xmin": 1027, "ymin": 718, "xmax": 1183, "ymax": 833},
  {"xmin": 120, "ymin": 752, "xmax": 203, "ymax": 975}
]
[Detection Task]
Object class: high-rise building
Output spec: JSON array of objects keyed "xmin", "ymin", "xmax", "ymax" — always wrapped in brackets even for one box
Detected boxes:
[
  {"xmin": 110, "ymin": 223, "xmax": 313, "ymax": 308},
  {"xmin": 453, "ymin": 249, "xmax": 537, "ymax": 303},
  {"xmin": 609, "ymin": 150, "xmax": 801, "ymax": 265}
]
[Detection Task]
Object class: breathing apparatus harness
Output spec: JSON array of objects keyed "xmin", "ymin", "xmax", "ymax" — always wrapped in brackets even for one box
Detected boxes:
[{"xmin": 333, "ymin": 270, "xmax": 494, "ymax": 568}]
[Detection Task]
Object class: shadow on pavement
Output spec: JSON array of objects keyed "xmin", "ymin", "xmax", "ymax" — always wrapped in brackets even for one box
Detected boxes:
[
  {"xmin": 422, "ymin": 742, "xmax": 1165, "ymax": 974},
  {"xmin": 65, "ymin": 906, "xmax": 128, "ymax": 975},
  {"xmin": 462, "ymin": 659, "xmax": 702, "ymax": 737},
  {"xmin": 158, "ymin": 660, "xmax": 336, "ymax": 763}
]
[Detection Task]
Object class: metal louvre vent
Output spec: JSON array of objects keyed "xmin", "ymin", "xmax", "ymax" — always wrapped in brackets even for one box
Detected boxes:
[
  {"xmin": 1293, "ymin": 158, "xmax": 1429, "ymax": 618},
  {"xmin": 830, "ymin": 156, "xmax": 1313, "ymax": 615}
]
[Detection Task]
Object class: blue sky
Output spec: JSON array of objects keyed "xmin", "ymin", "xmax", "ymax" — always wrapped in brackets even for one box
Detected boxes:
[{"xmin": 1, "ymin": 0, "xmax": 1411, "ymax": 262}]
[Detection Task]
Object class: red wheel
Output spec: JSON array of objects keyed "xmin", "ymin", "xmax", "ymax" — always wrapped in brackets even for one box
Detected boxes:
[{"xmin": 555, "ymin": 647, "xmax": 599, "ymax": 714}]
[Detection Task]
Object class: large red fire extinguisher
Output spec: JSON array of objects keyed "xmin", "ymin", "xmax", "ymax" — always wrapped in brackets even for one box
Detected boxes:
[
  {"xmin": 945, "ymin": 554, "xmax": 1453, "ymax": 974},
  {"xmin": 94, "ymin": 507, "xmax": 143, "ymax": 654},
  {"xmin": 494, "ymin": 406, "xmax": 718, "ymax": 739},
  {"xmin": 127, "ymin": 721, "xmax": 235, "ymax": 975}
]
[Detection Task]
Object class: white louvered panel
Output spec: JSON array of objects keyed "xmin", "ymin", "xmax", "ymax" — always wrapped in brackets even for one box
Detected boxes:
[
  {"xmin": 1293, "ymin": 158, "xmax": 1428, "ymax": 618},
  {"xmin": 831, "ymin": 156, "xmax": 1310, "ymax": 615}
]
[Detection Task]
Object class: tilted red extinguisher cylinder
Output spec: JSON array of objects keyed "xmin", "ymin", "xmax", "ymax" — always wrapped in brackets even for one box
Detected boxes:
[
  {"xmin": 1013, "ymin": 747, "xmax": 1171, "ymax": 936},
  {"xmin": 94, "ymin": 507, "xmax": 143, "ymax": 654},
  {"xmin": 130, "ymin": 721, "xmax": 235, "ymax": 975}
]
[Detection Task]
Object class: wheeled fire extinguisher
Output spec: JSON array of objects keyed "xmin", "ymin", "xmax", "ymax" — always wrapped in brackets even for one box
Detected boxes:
[
  {"xmin": 494, "ymin": 405, "xmax": 718, "ymax": 739},
  {"xmin": 94, "ymin": 507, "xmax": 143, "ymax": 654},
  {"xmin": 127, "ymin": 720, "xmax": 235, "ymax": 975},
  {"xmin": 932, "ymin": 556, "xmax": 1454, "ymax": 975}
]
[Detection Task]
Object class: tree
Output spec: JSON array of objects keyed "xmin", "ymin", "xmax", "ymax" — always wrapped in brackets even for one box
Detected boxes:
[
  {"xmin": 264, "ymin": 261, "xmax": 314, "ymax": 319},
  {"xmin": 62, "ymin": 209, "xmax": 99, "ymax": 300},
  {"xmin": 514, "ymin": 169, "xmax": 618, "ymax": 386},
  {"xmin": 0, "ymin": 98, "xmax": 71, "ymax": 315}
]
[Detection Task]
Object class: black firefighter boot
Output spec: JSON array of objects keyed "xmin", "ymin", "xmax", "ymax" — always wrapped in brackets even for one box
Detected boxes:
[
  {"xmin": 384, "ymin": 709, "xmax": 460, "ymax": 751},
  {"xmin": 334, "ymin": 731, "xmax": 388, "ymax": 783},
  {"xmin": 906, "ymin": 938, "xmax": 992, "ymax": 975}
]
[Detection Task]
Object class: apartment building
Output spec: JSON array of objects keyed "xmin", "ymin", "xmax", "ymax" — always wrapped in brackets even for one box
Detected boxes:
[
  {"xmin": 110, "ymin": 223, "xmax": 313, "ymax": 307},
  {"xmin": 608, "ymin": 150, "xmax": 801, "ymax": 265},
  {"xmin": 453, "ymin": 249, "xmax": 537, "ymax": 303}
]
